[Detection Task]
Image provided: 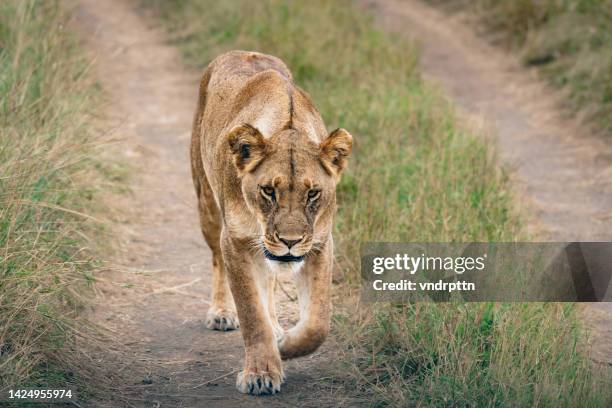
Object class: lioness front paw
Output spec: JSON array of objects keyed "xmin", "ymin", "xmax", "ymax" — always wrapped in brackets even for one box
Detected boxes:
[
  {"xmin": 236, "ymin": 369, "xmax": 283, "ymax": 395},
  {"xmin": 236, "ymin": 352, "xmax": 284, "ymax": 395},
  {"xmin": 206, "ymin": 307, "xmax": 239, "ymax": 331}
]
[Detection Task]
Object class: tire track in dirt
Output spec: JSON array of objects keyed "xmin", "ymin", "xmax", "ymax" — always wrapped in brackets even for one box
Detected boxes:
[
  {"xmin": 73, "ymin": 0, "xmax": 354, "ymax": 406},
  {"xmin": 366, "ymin": 0, "xmax": 612, "ymax": 366}
]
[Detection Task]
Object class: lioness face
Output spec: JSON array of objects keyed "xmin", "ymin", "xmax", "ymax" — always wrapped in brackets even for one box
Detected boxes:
[{"xmin": 228, "ymin": 124, "xmax": 352, "ymax": 263}]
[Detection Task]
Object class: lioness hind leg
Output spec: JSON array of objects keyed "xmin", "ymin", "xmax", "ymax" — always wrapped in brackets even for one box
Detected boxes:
[
  {"xmin": 206, "ymin": 253, "xmax": 239, "ymax": 331},
  {"xmin": 191, "ymin": 67, "xmax": 239, "ymax": 331},
  {"xmin": 268, "ymin": 273, "xmax": 284, "ymax": 341},
  {"xmin": 194, "ymin": 171, "xmax": 238, "ymax": 331}
]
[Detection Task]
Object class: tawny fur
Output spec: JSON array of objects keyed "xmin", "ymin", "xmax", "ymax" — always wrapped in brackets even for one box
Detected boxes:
[{"xmin": 190, "ymin": 51, "xmax": 352, "ymax": 395}]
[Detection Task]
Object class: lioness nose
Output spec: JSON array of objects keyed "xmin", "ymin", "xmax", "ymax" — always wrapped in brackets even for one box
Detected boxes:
[{"xmin": 278, "ymin": 234, "xmax": 303, "ymax": 249}]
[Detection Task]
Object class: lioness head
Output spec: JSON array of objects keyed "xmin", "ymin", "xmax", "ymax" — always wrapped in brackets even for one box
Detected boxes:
[{"xmin": 228, "ymin": 124, "xmax": 352, "ymax": 262}]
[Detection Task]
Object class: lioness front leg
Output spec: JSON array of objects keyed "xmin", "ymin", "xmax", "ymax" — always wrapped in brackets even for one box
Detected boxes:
[
  {"xmin": 222, "ymin": 235, "xmax": 284, "ymax": 395},
  {"xmin": 279, "ymin": 242, "xmax": 332, "ymax": 360}
]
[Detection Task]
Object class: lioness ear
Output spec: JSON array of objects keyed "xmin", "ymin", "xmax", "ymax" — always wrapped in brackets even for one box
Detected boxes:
[
  {"xmin": 320, "ymin": 128, "xmax": 353, "ymax": 179},
  {"xmin": 227, "ymin": 124, "xmax": 268, "ymax": 174}
]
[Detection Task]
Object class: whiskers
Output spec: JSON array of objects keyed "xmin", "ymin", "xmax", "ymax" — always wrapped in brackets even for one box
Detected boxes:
[
  {"xmin": 245, "ymin": 234, "xmax": 325, "ymax": 263},
  {"xmin": 245, "ymin": 235, "xmax": 266, "ymax": 257},
  {"xmin": 303, "ymin": 240, "xmax": 324, "ymax": 259}
]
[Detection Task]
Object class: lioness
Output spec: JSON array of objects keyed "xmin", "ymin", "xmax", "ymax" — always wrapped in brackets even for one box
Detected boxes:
[{"xmin": 190, "ymin": 50, "xmax": 352, "ymax": 395}]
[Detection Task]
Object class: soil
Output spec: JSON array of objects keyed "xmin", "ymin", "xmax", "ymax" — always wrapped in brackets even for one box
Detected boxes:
[
  {"xmin": 73, "ymin": 0, "xmax": 355, "ymax": 406},
  {"xmin": 366, "ymin": 0, "xmax": 612, "ymax": 366}
]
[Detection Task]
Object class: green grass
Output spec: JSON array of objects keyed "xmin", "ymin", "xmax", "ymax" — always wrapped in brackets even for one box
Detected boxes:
[
  {"xmin": 430, "ymin": 0, "xmax": 612, "ymax": 134},
  {"xmin": 338, "ymin": 303, "xmax": 610, "ymax": 407},
  {"xmin": 0, "ymin": 0, "xmax": 107, "ymax": 392},
  {"xmin": 145, "ymin": 0, "xmax": 611, "ymax": 406}
]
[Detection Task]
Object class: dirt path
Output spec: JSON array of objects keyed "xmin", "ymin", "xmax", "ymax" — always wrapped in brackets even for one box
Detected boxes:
[
  {"xmin": 73, "ymin": 0, "xmax": 353, "ymax": 406},
  {"xmin": 366, "ymin": 0, "xmax": 612, "ymax": 365}
]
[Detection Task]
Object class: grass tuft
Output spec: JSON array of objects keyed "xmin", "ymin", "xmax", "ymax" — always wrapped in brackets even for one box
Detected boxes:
[{"xmin": 0, "ymin": 0, "xmax": 107, "ymax": 390}]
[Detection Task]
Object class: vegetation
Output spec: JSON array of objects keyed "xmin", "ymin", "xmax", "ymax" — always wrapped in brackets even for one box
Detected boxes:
[
  {"xmin": 432, "ymin": 0, "xmax": 612, "ymax": 133},
  {"xmin": 145, "ymin": 0, "xmax": 611, "ymax": 406},
  {"xmin": 0, "ymin": 0, "xmax": 106, "ymax": 391}
]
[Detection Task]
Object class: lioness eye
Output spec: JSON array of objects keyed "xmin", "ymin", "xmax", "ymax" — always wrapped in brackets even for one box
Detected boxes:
[
  {"xmin": 261, "ymin": 186, "xmax": 275, "ymax": 200},
  {"xmin": 307, "ymin": 189, "xmax": 321, "ymax": 201}
]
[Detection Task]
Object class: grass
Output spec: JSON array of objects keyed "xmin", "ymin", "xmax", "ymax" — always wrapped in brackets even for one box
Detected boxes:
[
  {"xmin": 430, "ymin": 0, "xmax": 612, "ymax": 134},
  {"xmin": 0, "ymin": 0, "xmax": 109, "ymax": 393},
  {"xmin": 145, "ymin": 0, "xmax": 611, "ymax": 406}
]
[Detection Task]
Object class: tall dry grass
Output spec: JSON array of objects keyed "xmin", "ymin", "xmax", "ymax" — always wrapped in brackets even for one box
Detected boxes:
[{"xmin": 0, "ymin": 0, "xmax": 107, "ymax": 389}]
